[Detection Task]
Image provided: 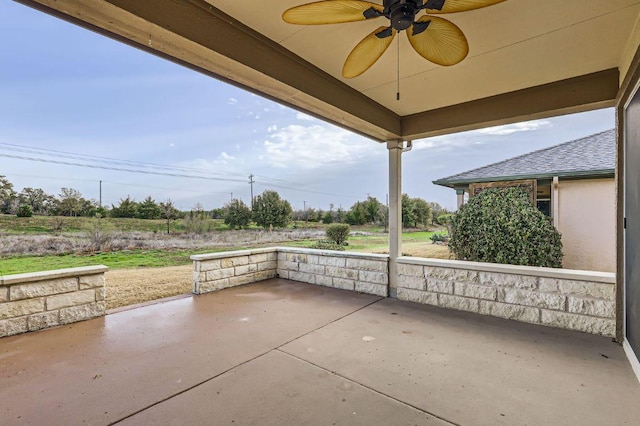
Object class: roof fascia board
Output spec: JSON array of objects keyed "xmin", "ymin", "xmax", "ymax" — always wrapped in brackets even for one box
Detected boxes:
[
  {"xmin": 403, "ymin": 69, "xmax": 620, "ymax": 140},
  {"xmin": 433, "ymin": 169, "xmax": 615, "ymax": 187}
]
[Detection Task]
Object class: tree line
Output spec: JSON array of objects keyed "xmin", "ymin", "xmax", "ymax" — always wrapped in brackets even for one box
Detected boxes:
[{"xmin": 0, "ymin": 175, "xmax": 449, "ymax": 229}]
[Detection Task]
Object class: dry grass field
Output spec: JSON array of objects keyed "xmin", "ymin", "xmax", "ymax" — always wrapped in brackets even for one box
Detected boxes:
[{"xmin": 105, "ymin": 265, "xmax": 192, "ymax": 310}]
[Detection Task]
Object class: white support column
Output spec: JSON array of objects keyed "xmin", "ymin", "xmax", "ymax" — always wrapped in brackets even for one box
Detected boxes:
[
  {"xmin": 552, "ymin": 176, "xmax": 560, "ymax": 228},
  {"xmin": 388, "ymin": 140, "xmax": 403, "ymax": 296}
]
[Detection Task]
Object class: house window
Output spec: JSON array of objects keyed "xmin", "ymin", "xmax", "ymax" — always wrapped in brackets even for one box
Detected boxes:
[{"xmin": 537, "ymin": 184, "xmax": 551, "ymax": 217}]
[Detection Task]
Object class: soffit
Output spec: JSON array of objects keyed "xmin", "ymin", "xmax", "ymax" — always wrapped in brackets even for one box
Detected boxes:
[{"xmin": 210, "ymin": 0, "xmax": 640, "ymax": 115}]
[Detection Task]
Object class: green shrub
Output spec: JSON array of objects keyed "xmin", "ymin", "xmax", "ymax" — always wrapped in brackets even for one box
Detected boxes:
[
  {"xmin": 436, "ymin": 213, "xmax": 452, "ymax": 225},
  {"xmin": 448, "ymin": 187, "xmax": 563, "ymax": 268},
  {"xmin": 16, "ymin": 204, "xmax": 33, "ymax": 218},
  {"xmin": 312, "ymin": 240, "xmax": 346, "ymax": 251},
  {"xmin": 325, "ymin": 223, "xmax": 350, "ymax": 245},
  {"xmin": 430, "ymin": 233, "xmax": 448, "ymax": 243}
]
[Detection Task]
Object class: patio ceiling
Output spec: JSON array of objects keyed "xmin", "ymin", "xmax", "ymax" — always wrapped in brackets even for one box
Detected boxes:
[{"xmin": 16, "ymin": 0, "xmax": 640, "ymax": 141}]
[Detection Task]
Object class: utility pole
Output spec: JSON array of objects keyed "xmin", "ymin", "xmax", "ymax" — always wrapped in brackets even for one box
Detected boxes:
[
  {"xmin": 248, "ymin": 174, "xmax": 254, "ymax": 209},
  {"xmin": 303, "ymin": 201, "xmax": 307, "ymax": 223},
  {"xmin": 230, "ymin": 192, "xmax": 233, "ymax": 201},
  {"xmin": 99, "ymin": 180, "xmax": 102, "ymax": 207}
]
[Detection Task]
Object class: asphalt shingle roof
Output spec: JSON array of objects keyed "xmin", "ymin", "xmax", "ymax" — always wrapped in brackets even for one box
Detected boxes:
[{"xmin": 433, "ymin": 129, "xmax": 615, "ymax": 187}]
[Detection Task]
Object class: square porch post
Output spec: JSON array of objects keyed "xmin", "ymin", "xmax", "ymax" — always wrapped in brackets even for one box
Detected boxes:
[{"xmin": 387, "ymin": 140, "xmax": 404, "ymax": 296}]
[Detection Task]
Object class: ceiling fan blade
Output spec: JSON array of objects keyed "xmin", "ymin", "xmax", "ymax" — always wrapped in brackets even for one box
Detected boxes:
[
  {"xmin": 343, "ymin": 27, "xmax": 396, "ymax": 78},
  {"xmin": 407, "ymin": 16, "xmax": 468, "ymax": 66},
  {"xmin": 423, "ymin": 0, "xmax": 507, "ymax": 14},
  {"xmin": 283, "ymin": 1, "xmax": 384, "ymax": 25}
]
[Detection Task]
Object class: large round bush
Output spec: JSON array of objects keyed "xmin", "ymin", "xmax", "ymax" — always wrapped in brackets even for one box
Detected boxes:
[{"xmin": 449, "ymin": 187, "xmax": 563, "ymax": 268}]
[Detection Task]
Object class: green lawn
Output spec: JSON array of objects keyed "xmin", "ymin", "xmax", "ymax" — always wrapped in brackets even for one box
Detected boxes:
[
  {"xmin": 281, "ymin": 229, "xmax": 447, "ymax": 253},
  {"xmin": 0, "ymin": 248, "xmax": 243, "ymax": 275}
]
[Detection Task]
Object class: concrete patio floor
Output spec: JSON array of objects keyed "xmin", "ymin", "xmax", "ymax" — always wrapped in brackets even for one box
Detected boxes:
[{"xmin": 1, "ymin": 278, "xmax": 639, "ymax": 426}]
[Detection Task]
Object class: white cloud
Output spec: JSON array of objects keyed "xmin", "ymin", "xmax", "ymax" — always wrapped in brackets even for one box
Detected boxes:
[
  {"xmin": 220, "ymin": 152, "xmax": 235, "ymax": 161},
  {"xmin": 412, "ymin": 135, "xmax": 474, "ymax": 152},
  {"xmin": 267, "ymin": 124, "xmax": 278, "ymax": 133},
  {"xmin": 262, "ymin": 123, "xmax": 378, "ymax": 169},
  {"xmin": 296, "ymin": 112, "xmax": 315, "ymax": 121},
  {"xmin": 169, "ymin": 143, "xmax": 175, "ymax": 147},
  {"xmin": 227, "ymin": 97, "xmax": 238, "ymax": 105},
  {"xmin": 413, "ymin": 119, "xmax": 554, "ymax": 152},
  {"xmin": 476, "ymin": 120, "xmax": 552, "ymax": 136}
]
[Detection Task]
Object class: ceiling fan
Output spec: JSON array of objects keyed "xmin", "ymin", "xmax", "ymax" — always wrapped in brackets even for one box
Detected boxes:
[{"xmin": 283, "ymin": 0, "xmax": 506, "ymax": 78}]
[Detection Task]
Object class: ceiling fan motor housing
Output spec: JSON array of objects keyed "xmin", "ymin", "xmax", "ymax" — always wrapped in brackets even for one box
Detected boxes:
[{"xmin": 384, "ymin": 0, "xmax": 422, "ymax": 31}]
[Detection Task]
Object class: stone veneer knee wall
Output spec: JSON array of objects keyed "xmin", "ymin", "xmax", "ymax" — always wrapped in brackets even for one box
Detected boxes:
[
  {"xmin": 197, "ymin": 249, "xmax": 616, "ymax": 337},
  {"xmin": 0, "ymin": 266, "xmax": 107, "ymax": 338},
  {"xmin": 191, "ymin": 248, "xmax": 278, "ymax": 294},
  {"xmin": 276, "ymin": 248, "xmax": 388, "ymax": 296},
  {"xmin": 397, "ymin": 257, "xmax": 616, "ymax": 336}
]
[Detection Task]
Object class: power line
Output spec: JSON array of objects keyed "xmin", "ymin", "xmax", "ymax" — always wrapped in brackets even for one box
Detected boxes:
[
  {"xmin": 5, "ymin": 172, "xmax": 230, "ymax": 194},
  {"xmin": 0, "ymin": 141, "xmax": 372, "ymax": 192},
  {"xmin": 0, "ymin": 142, "xmax": 301, "ymax": 186},
  {"xmin": 1, "ymin": 146, "xmax": 370, "ymax": 201},
  {"xmin": 0, "ymin": 153, "xmax": 248, "ymax": 183},
  {"xmin": 0, "ymin": 142, "xmax": 250, "ymax": 178}
]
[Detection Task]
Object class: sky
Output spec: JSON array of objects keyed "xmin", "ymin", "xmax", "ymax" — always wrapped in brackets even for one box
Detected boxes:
[{"xmin": 0, "ymin": 2, "xmax": 615, "ymax": 212}]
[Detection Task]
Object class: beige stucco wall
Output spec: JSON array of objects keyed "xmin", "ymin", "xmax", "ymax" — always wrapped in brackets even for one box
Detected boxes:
[{"xmin": 557, "ymin": 179, "xmax": 616, "ymax": 272}]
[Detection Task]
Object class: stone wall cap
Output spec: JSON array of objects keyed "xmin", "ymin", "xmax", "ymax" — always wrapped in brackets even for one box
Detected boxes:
[
  {"xmin": 275, "ymin": 247, "xmax": 389, "ymax": 261},
  {"xmin": 397, "ymin": 257, "xmax": 615, "ymax": 284},
  {"xmin": 190, "ymin": 247, "xmax": 277, "ymax": 261},
  {"xmin": 191, "ymin": 247, "xmax": 389, "ymax": 262},
  {"xmin": 1, "ymin": 265, "xmax": 109, "ymax": 286}
]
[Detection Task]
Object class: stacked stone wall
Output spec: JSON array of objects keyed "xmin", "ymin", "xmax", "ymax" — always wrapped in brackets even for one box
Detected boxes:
[
  {"xmin": 276, "ymin": 248, "xmax": 388, "ymax": 296},
  {"xmin": 191, "ymin": 248, "xmax": 277, "ymax": 294},
  {"xmin": 0, "ymin": 266, "xmax": 107, "ymax": 338},
  {"xmin": 397, "ymin": 258, "xmax": 616, "ymax": 336}
]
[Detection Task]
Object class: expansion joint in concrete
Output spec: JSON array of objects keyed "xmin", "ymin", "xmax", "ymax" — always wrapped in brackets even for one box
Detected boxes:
[{"xmin": 276, "ymin": 349, "xmax": 460, "ymax": 426}]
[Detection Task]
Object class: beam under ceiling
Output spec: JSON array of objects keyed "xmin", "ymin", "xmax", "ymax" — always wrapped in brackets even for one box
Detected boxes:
[{"xmin": 402, "ymin": 68, "xmax": 620, "ymax": 140}]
